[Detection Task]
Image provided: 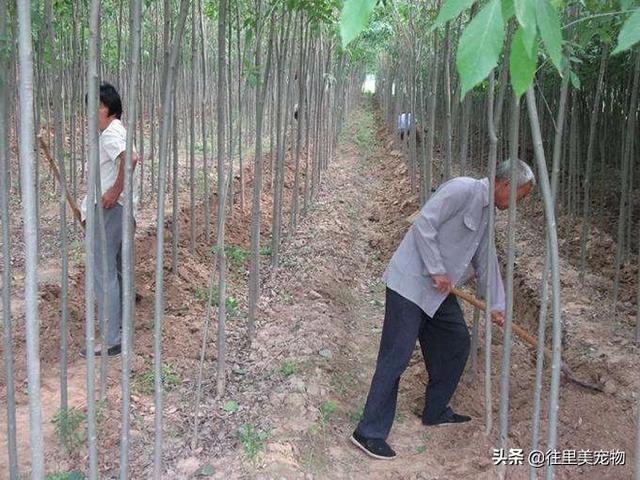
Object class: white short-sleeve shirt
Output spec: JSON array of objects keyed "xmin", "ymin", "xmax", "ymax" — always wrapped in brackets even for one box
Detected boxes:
[{"xmin": 81, "ymin": 119, "xmax": 140, "ymax": 220}]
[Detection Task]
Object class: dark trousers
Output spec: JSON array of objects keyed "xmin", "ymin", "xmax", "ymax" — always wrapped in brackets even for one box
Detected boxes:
[{"xmin": 356, "ymin": 288, "xmax": 470, "ymax": 439}]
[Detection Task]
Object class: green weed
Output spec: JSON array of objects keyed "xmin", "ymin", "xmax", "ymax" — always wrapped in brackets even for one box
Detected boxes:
[
  {"xmin": 223, "ymin": 400, "xmax": 239, "ymax": 413},
  {"xmin": 45, "ymin": 472, "xmax": 84, "ymax": 480},
  {"xmin": 237, "ymin": 423, "xmax": 270, "ymax": 464},
  {"xmin": 319, "ymin": 400, "xmax": 338, "ymax": 426},
  {"xmin": 225, "ymin": 245, "xmax": 250, "ymax": 266},
  {"xmin": 194, "ymin": 287, "xmax": 239, "ymax": 316},
  {"xmin": 279, "ymin": 361, "xmax": 300, "ymax": 378},
  {"xmin": 133, "ymin": 363, "xmax": 179, "ymax": 395},
  {"xmin": 348, "ymin": 404, "xmax": 365, "ymax": 423},
  {"xmin": 52, "ymin": 407, "xmax": 85, "ymax": 454}
]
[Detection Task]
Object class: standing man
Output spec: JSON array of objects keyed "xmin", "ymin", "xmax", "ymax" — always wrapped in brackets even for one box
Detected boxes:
[
  {"xmin": 397, "ymin": 112, "xmax": 411, "ymax": 142},
  {"xmin": 80, "ymin": 82, "xmax": 140, "ymax": 358},
  {"xmin": 351, "ymin": 159, "xmax": 535, "ymax": 459}
]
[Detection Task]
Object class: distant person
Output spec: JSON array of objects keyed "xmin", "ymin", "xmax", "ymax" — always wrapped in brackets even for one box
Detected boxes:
[
  {"xmin": 350, "ymin": 159, "xmax": 535, "ymax": 460},
  {"xmin": 397, "ymin": 112, "xmax": 411, "ymax": 141},
  {"xmin": 80, "ymin": 82, "xmax": 140, "ymax": 358}
]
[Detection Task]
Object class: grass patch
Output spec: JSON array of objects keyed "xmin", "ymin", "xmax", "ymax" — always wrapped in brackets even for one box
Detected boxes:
[
  {"xmin": 319, "ymin": 400, "xmax": 339, "ymax": 427},
  {"xmin": 279, "ymin": 361, "xmax": 300, "ymax": 378},
  {"xmin": 45, "ymin": 473, "xmax": 84, "ymax": 480},
  {"xmin": 194, "ymin": 286, "xmax": 240, "ymax": 316},
  {"xmin": 225, "ymin": 245, "xmax": 250, "ymax": 266},
  {"xmin": 133, "ymin": 363, "xmax": 179, "ymax": 395},
  {"xmin": 348, "ymin": 404, "xmax": 365, "ymax": 423}
]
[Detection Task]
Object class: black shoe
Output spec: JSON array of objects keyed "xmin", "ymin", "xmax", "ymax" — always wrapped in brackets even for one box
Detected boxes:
[
  {"xmin": 350, "ymin": 430, "xmax": 396, "ymax": 460},
  {"xmin": 424, "ymin": 413, "xmax": 472, "ymax": 427},
  {"xmin": 80, "ymin": 344, "xmax": 122, "ymax": 358}
]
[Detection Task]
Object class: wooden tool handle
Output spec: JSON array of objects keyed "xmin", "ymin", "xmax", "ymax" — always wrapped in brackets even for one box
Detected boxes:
[
  {"xmin": 451, "ymin": 288, "xmax": 603, "ymax": 392},
  {"xmin": 451, "ymin": 287, "xmax": 538, "ymax": 349},
  {"xmin": 37, "ymin": 135, "xmax": 85, "ymax": 228}
]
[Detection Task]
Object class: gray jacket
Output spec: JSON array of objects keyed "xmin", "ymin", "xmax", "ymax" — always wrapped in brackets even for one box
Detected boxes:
[{"xmin": 383, "ymin": 176, "xmax": 506, "ymax": 317}]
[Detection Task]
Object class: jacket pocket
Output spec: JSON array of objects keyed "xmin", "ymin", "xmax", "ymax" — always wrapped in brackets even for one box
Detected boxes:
[{"xmin": 463, "ymin": 213, "xmax": 478, "ymax": 231}]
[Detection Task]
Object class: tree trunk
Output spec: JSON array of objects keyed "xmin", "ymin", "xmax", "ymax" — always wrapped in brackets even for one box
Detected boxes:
[
  {"xmin": 0, "ymin": 0, "xmax": 18, "ymax": 475},
  {"xmin": 497, "ymin": 93, "xmax": 520, "ymax": 480},
  {"xmin": 579, "ymin": 44, "xmax": 608, "ymax": 278},
  {"xmin": 84, "ymin": 0, "xmax": 102, "ymax": 476},
  {"xmin": 525, "ymin": 86, "xmax": 563, "ymax": 480},
  {"xmin": 248, "ymin": 5, "xmax": 275, "ymax": 343},
  {"xmin": 216, "ymin": 0, "xmax": 229, "ymax": 398},
  {"xmin": 119, "ymin": 0, "xmax": 142, "ymax": 474},
  {"xmin": 152, "ymin": 2, "xmax": 190, "ymax": 476}
]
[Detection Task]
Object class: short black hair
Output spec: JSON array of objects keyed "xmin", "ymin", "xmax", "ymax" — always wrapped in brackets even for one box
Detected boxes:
[{"xmin": 99, "ymin": 82, "xmax": 122, "ymax": 119}]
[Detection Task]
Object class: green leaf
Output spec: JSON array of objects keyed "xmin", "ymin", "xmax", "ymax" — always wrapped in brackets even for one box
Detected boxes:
[
  {"xmin": 502, "ymin": 0, "xmax": 515, "ymax": 21},
  {"xmin": 514, "ymin": 0, "xmax": 537, "ymax": 51},
  {"xmin": 223, "ymin": 400, "xmax": 239, "ymax": 413},
  {"xmin": 195, "ymin": 465, "xmax": 216, "ymax": 477},
  {"xmin": 510, "ymin": 27, "xmax": 538, "ymax": 97},
  {"xmin": 536, "ymin": 0, "xmax": 564, "ymax": 73},
  {"xmin": 339, "ymin": 0, "xmax": 377, "ymax": 48},
  {"xmin": 434, "ymin": 0, "xmax": 476, "ymax": 28},
  {"xmin": 570, "ymin": 71, "xmax": 581, "ymax": 90},
  {"xmin": 456, "ymin": 0, "xmax": 505, "ymax": 98},
  {"xmin": 612, "ymin": 8, "xmax": 640, "ymax": 54}
]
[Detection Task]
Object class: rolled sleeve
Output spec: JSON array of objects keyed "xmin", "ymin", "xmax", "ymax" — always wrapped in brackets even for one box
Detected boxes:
[{"xmin": 472, "ymin": 227, "xmax": 506, "ymax": 312}]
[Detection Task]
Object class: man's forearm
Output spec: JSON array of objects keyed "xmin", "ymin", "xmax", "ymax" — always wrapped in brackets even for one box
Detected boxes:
[{"xmin": 111, "ymin": 152, "xmax": 138, "ymax": 195}]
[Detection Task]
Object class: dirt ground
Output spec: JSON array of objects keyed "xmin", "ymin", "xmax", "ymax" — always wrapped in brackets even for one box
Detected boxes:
[{"xmin": 0, "ymin": 100, "xmax": 638, "ymax": 479}]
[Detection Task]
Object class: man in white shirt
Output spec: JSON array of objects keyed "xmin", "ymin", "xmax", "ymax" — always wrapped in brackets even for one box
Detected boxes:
[{"xmin": 80, "ymin": 83, "xmax": 140, "ymax": 358}]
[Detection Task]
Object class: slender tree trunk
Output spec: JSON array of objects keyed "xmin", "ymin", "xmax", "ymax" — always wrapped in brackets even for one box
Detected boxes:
[
  {"xmin": 171, "ymin": 97, "xmax": 179, "ymax": 272},
  {"xmin": 0, "ymin": 0, "xmax": 17, "ymax": 475},
  {"xmin": 152, "ymin": 2, "xmax": 190, "ymax": 477},
  {"xmin": 84, "ymin": 0, "xmax": 101, "ymax": 476},
  {"xmin": 236, "ymin": 0, "xmax": 245, "ymax": 212},
  {"xmin": 119, "ymin": 0, "xmax": 142, "ymax": 475},
  {"xmin": 248, "ymin": 5, "xmax": 275, "ymax": 343},
  {"xmin": 198, "ymin": 0, "xmax": 210, "ymax": 244},
  {"xmin": 484, "ymin": 69, "xmax": 499, "ymax": 436},
  {"xmin": 579, "ymin": 44, "xmax": 608, "ymax": 278},
  {"xmin": 530, "ymin": 73, "xmax": 569, "ymax": 480},
  {"xmin": 423, "ymin": 33, "xmax": 439, "ymax": 199},
  {"xmin": 216, "ymin": 0, "xmax": 229, "ymax": 397},
  {"xmin": 189, "ymin": 1, "xmax": 197, "ymax": 254},
  {"xmin": 271, "ymin": 13, "xmax": 292, "ymax": 267},
  {"xmin": 289, "ymin": 17, "xmax": 308, "ymax": 235},
  {"xmin": 613, "ymin": 53, "xmax": 640, "ymax": 309},
  {"xmin": 525, "ymin": 86, "xmax": 563, "ymax": 480},
  {"xmin": 442, "ymin": 22, "xmax": 452, "ymax": 181},
  {"xmin": 497, "ymin": 93, "xmax": 520, "ymax": 480}
]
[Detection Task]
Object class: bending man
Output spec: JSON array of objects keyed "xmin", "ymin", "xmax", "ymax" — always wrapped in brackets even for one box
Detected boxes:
[{"xmin": 351, "ymin": 159, "xmax": 535, "ymax": 460}]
